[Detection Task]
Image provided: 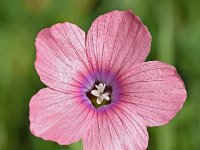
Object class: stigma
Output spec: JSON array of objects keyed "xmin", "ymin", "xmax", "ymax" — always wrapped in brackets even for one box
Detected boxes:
[{"xmin": 91, "ymin": 83, "xmax": 110, "ymax": 105}]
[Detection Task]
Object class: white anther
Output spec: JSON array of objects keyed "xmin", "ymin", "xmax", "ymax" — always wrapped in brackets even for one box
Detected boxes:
[{"xmin": 91, "ymin": 83, "xmax": 110, "ymax": 105}]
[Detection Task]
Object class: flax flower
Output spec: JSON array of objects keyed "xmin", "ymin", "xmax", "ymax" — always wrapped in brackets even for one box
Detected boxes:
[{"xmin": 29, "ymin": 10, "xmax": 187, "ymax": 150}]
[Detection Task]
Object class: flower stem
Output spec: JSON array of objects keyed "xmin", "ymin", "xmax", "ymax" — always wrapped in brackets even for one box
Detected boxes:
[{"xmin": 156, "ymin": 0, "xmax": 177, "ymax": 150}]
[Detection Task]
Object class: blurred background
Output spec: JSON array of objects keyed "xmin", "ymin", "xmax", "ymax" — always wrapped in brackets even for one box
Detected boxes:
[{"xmin": 0, "ymin": 0, "xmax": 199, "ymax": 150}]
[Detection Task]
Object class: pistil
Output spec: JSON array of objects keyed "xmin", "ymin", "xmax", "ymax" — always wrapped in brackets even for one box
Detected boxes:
[{"xmin": 91, "ymin": 83, "xmax": 110, "ymax": 105}]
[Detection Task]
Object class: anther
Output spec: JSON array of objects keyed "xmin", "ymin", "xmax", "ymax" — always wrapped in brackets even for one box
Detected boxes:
[{"xmin": 91, "ymin": 83, "xmax": 110, "ymax": 105}]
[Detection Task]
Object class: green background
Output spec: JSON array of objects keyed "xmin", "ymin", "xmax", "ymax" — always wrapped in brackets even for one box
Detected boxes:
[{"xmin": 0, "ymin": 0, "xmax": 199, "ymax": 150}]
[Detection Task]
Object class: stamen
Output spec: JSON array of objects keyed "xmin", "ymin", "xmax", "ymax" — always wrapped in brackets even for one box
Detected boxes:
[{"xmin": 91, "ymin": 83, "xmax": 110, "ymax": 105}]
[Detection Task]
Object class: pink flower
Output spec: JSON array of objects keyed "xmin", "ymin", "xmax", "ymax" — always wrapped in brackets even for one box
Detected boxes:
[{"xmin": 29, "ymin": 10, "xmax": 187, "ymax": 150}]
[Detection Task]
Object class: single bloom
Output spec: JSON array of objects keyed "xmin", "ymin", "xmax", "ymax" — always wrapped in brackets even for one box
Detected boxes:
[{"xmin": 29, "ymin": 10, "xmax": 187, "ymax": 150}]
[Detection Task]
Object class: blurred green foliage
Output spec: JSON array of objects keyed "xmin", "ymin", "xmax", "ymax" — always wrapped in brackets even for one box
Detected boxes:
[{"xmin": 0, "ymin": 0, "xmax": 199, "ymax": 150}]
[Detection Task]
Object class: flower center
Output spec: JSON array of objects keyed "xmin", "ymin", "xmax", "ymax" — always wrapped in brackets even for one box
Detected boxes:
[
  {"xmin": 86, "ymin": 82, "xmax": 112, "ymax": 108},
  {"xmin": 91, "ymin": 83, "xmax": 110, "ymax": 104}
]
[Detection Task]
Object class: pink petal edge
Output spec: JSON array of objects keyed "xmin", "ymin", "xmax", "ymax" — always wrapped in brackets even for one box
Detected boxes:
[
  {"xmin": 117, "ymin": 61, "xmax": 187, "ymax": 127},
  {"xmin": 83, "ymin": 105, "xmax": 148, "ymax": 150},
  {"xmin": 35, "ymin": 22, "xmax": 92, "ymax": 92},
  {"xmin": 86, "ymin": 10, "xmax": 151, "ymax": 82},
  {"xmin": 29, "ymin": 88, "xmax": 96, "ymax": 145}
]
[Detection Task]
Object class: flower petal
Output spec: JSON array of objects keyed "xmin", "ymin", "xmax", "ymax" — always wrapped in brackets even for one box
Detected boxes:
[
  {"xmin": 117, "ymin": 61, "xmax": 187, "ymax": 127},
  {"xmin": 35, "ymin": 22, "xmax": 92, "ymax": 92},
  {"xmin": 83, "ymin": 106, "xmax": 148, "ymax": 150},
  {"xmin": 29, "ymin": 88, "xmax": 96, "ymax": 145},
  {"xmin": 86, "ymin": 10, "xmax": 151, "ymax": 81}
]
